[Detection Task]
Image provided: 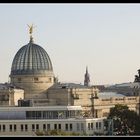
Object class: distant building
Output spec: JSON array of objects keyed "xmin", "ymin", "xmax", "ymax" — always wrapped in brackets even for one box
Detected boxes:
[
  {"xmin": 84, "ymin": 66, "xmax": 90, "ymax": 87},
  {"xmin": 92, "ymin": 85, "xmax": 105, "ymax": 91},
  {"xmin": 133, "ymin": 69, "xmax": 140, "ymax": 96},
  {"xmin": 0, "ymin": 83, "xmax": 24, "ymax": 106}
]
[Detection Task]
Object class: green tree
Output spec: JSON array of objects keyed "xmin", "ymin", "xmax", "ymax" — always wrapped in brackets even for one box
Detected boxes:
[
  {"xmin": 107, "ymin": 104, "xmax": 140, "ymax": 135},
  {"xmin": 35, "ymin": 129, "xmax": 81, "ymax": 136}
]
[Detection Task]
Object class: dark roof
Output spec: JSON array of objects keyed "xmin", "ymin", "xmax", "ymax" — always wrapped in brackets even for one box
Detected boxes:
[
  {"xmin": 11, "ymin": 42, "xmax": 53, "ymax": 75},
  {"xmin": 0, "ymin": 83, "xmax": 23, "ymax": 90},
  {"xmin": 50, "ymin": 83, "xmax": 90, "ymax": 89}
]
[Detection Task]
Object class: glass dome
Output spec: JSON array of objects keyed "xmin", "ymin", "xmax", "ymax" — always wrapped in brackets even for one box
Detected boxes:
[{"xmin": 11, "ymin": 41, "xmax": 53, "ymax": 75}]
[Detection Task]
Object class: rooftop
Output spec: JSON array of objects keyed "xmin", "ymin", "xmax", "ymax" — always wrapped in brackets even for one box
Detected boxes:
[{"xmin": 98, "ymin": 92, "xmax": 126, "ymax": 99}]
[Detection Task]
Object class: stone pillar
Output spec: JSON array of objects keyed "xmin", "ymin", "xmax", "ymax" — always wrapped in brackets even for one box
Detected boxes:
[{"xmin": 9, "ymin": 89, "xmax": 15, "ymax": 106}]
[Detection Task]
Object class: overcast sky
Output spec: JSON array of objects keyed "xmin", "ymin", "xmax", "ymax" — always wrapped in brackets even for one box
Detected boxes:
[{"xmin": 0, "ymin": 3, "xmax": 140, "ymax": 85}]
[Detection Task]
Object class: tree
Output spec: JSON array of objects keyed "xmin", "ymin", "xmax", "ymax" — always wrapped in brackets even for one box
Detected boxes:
[
  {"xmin": 35, "ymin": 129, "xmax": 81, "ymax": 136},
  {"xmin": 107, "ymin": 104, "xmax": 140, "ymax": 135}
]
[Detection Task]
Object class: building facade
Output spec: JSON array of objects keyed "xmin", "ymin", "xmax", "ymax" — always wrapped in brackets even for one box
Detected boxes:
[
  {"xmin": 0, "ymin": 106, "xmax": 105, "ymax": 136},
  {"xmin": 10, "ymin": 35, "xmax": 54, "ymax": 99},
  {"xmin": 0, "ymin": 84, "xmax": 24, "ymax": 106},
  {"xmin": 0, "ymin": 26, "xmax": 140, "ymax": 136}
]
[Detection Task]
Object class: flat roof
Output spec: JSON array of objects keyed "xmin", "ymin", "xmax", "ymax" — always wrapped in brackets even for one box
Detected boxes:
[
  {"xmin": 98, "ymin": 92, "xmax": 125, "ymax": 99},
  {"xmin": 0, "ymin": 106, "xmax": 82, "ymax": 111},
  {"xmin": 0, "ymin": 117, "xmax": 106, "ymax": 123}
]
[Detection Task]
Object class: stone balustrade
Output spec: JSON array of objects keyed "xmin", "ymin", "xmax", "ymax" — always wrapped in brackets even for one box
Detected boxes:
[{"xmin": 94, "ymin": 96, "xmax": 139, "ymax": 105}]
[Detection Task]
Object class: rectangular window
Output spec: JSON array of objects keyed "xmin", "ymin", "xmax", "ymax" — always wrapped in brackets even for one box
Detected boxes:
[
  {"xmin": 3, "ymin": 125, "xmax": 5, "ymax": 132},
  {"xmin": 70, "ymin": 124, "xmax": 72, "ymax": 131},
  {"xmin": 21, "ymin": 124, "xmax": 24, "ymax": 131},
  {"xmin": 14, "ymin": 125, "xmax": 16, "ymax": 131},
  {"xmin": 54, "ymin": 124, "xmax": 57, "ymax": 130},
  {"xmin": 66, "ymin": 111, "xmax": 69, "ymax": 118},
  {"xmin": 25, "ymin": 124, "xmax": 28, "ymax": 131},
  {"xmin": 96, "ymin": 122, "xmax": 98, "ymax": 129},
  {"xmin": 99, "ymin": 122, "xmax": 101, "ymax": 129},
  {"xmin": 36, "ymin": 111, "xmax": 41, "ymax": 119},
  {"xmin": 43, "ymin": 124, "xmax": 46, "ymax": 130},
  {"xmin": 88, "ymin": 123, "xmax": 90, "ymax": 130},
  {"xmin": 81, "ymin": 123, "xmax": 84, "ymax": 131},
  {"xmin": 9, "ymin": 125, "xmax": 12, "ymax": 132},
  {"xmin": 32, "ymin": 124, "xmax": 35, "ymax": 131},
  {"xmin": 65, "ymin": 124, "xmax": 68, "ymax": 131},
  {"xmin": 58, "ymin": 124, "xmax": 61, "ymax": 130},
  {"xmin": 47, "ymin": 124, "xmax": 50, "ymax": 130},
  {"xmin": 77, "ymin": 123, "xmax": 80, "ymax": 131},
  {"xmin": 91, "ymin": 123, "xmax": 93, "ymax": 130},
  {"xmin": 36, "ymin": 124, "xmax": 39, "ymax": 130}
]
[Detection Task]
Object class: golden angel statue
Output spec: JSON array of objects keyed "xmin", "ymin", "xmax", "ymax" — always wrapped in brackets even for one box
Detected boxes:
[{"xmin": 27, "ymin": 24, "xmax": 35, "ymax": 35}]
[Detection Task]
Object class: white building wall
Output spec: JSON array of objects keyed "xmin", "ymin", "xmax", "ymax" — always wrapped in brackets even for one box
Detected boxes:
[
  {"xmin": 0, "ymin": 118, "xmax": 105, "ymax": 136},
  {"xmin": 13, "ymin": 89, "xmax": 24, "ymax": 106}
]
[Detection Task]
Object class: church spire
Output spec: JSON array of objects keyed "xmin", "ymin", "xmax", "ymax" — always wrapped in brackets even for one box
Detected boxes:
[
  {"xmin": 86, "ymin": 66, "xmax": 88, "ymax": 73},
  {"xmin": 84, "ymin": 66, "xmax": 90, "ymax": 86}
]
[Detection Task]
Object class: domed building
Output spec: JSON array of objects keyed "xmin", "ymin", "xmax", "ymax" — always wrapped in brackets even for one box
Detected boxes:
[
  {"xmin": 0, "ymin": 25, "xmax": 140, "ymax": 136},
  {"xmin": 10, "ymin": 26, "xmax": 54, "ymax": 99}
]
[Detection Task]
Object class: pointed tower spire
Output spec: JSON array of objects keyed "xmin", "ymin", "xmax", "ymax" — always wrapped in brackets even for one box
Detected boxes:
[
  {"xmin": 84, "ymin": 66, "xmax": 90, "ymax": 86},
  {"xmin": 86, "ymin": 66, "xmax": 88, "ymax": 73}
]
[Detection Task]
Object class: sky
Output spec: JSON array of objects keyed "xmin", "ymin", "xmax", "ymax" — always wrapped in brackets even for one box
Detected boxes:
[{"xmin": 0, "ymin": 3, "xmax": 140, "ymax": 85}]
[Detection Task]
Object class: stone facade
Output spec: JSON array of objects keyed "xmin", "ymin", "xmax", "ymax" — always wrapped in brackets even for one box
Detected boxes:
[
  {"xmin": 93, "ymin": 96, "xmax": 140, "ymax": 117},
  {"xmin": 10, "ymin": 72, "xmax": 54, "ymax": 99},
  {"xmin": 45, "ymin": 84, "xmax": 140, "ymax": 118},
  {"xmin": 0, "ymin": 84, "xmax": 24, "ymax": 106}
]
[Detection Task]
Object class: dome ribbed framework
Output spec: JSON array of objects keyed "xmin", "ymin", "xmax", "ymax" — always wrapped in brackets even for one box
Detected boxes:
[{"xmin": 11, "ymin": 42, "xmax": 53, "ymax": 75}]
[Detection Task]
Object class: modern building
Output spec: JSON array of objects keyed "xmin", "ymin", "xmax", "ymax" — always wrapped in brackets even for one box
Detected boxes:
[{"xmin": 0, "ymin": 106, "xmax": 105, "ymax": 136}]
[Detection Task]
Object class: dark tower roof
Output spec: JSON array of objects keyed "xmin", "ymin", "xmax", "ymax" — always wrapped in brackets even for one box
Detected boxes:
[
  {"xmin": 11, "ymin": 38, "xmax": 53, "ymax": 75},
  {"xmin": 84, "ymin": 66, "xmax": 90, "ymax": 86}
]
